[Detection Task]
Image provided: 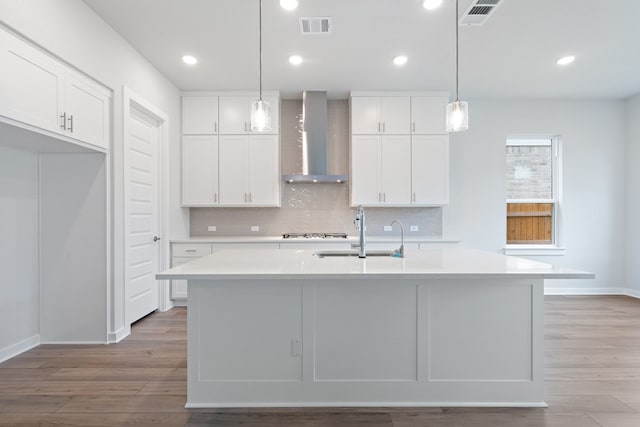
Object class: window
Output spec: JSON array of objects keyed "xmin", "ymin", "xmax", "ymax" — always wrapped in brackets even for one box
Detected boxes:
[{"xmin": 504, "ymin": 137, "xmax": 564, "ymax": 255}]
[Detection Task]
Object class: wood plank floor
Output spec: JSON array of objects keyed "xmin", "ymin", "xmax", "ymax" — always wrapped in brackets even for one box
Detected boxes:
[{"xmin": 1, "ymin": 295, "xmax": 639, "ymax": 426}]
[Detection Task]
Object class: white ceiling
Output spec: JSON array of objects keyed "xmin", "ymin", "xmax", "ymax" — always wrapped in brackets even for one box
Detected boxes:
[{"xmin": 84, "ymin": 0, "xmax": 640, "ymax": 99}]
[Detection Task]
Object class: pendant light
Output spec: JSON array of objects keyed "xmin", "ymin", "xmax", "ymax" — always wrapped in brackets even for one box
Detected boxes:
[
  {"xmin": 250, "ymin": 0, "xmax": 272, "ymax": 132},
  {"xmin": 446, "ymin": 0, "xmax": 469, "ymax": 132}
]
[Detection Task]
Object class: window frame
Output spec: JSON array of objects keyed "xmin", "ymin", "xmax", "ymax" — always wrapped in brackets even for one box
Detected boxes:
[{"xmin": 504, "ymin": 136, "xmax": 565, "ymax": 256}]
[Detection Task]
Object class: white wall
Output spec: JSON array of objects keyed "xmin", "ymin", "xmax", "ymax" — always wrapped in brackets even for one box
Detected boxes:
[
  {"xmin": 625, "ymin": 94, "xmax": 640, "ymax": 293},
  {"xmin": 40, "ymin": 153, "xmax": 107, "ymax": 343},
  {"xmin": 0, "ymin": 0, "xmax": 186, "ymax": 339},
  {"xmin": 445, "ymin": 99, "xmax": 627, "ymax": 292},
  {"xmin": 0, "ymin": 145, "xmax": 39, "ymax": 360}
]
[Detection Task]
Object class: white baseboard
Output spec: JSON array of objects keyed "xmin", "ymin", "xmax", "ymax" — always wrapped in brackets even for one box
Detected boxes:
[
  {"xmin": 172, "ymin": 299, "xmax": 187, "ymax": 307},
  {"xmin": 108, "ymin": 326, "xmax": 130, "ymax": 343},
  {"xmin": 545, "ymin": 287, "xmax": 640, "ymax": 299},
  {"xmin": 185, "ymin": 401, "xmax": 548, "ymax": 409},
  {"xmin": 0, "ymin": 334, "xmax": 40, "ymax": 363},
  {"xmin": 624, "ymin": 288, "xmax": 640, "ymax": 299}
]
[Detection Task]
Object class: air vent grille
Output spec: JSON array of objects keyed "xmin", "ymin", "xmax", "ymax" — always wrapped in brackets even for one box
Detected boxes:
[
  {"xmin": 300, "ymin": 17, "xmax": 332, "ymax": 34},
  {"xmin": 460, "ymin": 0, "xmax": 503, "ymax": 26}
]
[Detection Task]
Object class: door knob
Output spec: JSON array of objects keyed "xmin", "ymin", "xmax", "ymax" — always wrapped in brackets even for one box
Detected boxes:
[{"xmin": 153, "ymin": 236, "xmax": 161, "ymax": 242}]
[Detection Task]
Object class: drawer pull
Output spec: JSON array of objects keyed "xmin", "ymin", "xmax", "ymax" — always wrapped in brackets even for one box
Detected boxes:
[{"xmin": 185, "ymin": 249, "xmax": 197, "ymax": 253}]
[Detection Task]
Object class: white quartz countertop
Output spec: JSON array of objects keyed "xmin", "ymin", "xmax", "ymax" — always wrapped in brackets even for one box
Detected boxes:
[
  {"xmin": 170, "ymin": 236, "xmax": 459, "ymax": 244},
  {"xmin": 156, "ymin": 248, "xmax": 594, "ymax": 280}
]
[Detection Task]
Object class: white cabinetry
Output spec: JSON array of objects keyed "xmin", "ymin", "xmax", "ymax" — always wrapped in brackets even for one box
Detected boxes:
[
  {"xmin": 182, "ymin": 136, "xmax": 219, "ymax": 206},
  {"xmin": 219, "ymin": 134, "xmax": 280, "ymax": 206},
  {"xmin": 411, "ymin": 96, "xmax": 448, "ymax": 135},
  {"xmin": 351, "ymin": 135, "xmax": 411, "ymax": 206},
  {"xmin": 181, "ymin": 92, "xmax": 281, "ymax": 207},
  {"xmin": 182, "ymin": 96, "xmax": 218, "ymax": 135},
  {"xmin": 411, "ymin": 135, "xmax": 449, "ymax": 205},
  {"xmin": 0, "ymin": 27, "xmax": 111, "ymax": 150},
  {"xmin": 170, "ymin": 243, "xmax": 213, "ymax": 300},
  {"xmin": 350, "ymin": 92, "xmax": 449, "ymax": 207},
  {"xmin": 351, "ymin": 96, "xmax": 410, "ymax": 135},
  {"xmin": 219, "ymin": 95, "xmax": 279, "ymax": 134}
]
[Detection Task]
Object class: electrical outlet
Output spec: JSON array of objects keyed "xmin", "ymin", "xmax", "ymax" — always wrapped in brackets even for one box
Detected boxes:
[
  {"xmin": 383, "ymin": 225, "xmax": 392, "ymax": 232},
  {"xmin": 410, "ymin": 225, "xmax": 419, "ymax": 232},
  {"xmin": 207, "ymin": 226, "xmax": 217, "ymax": 232},
  {"xmin": 251, "ymin": 225, "xmax": 260, "ymax": 232}
]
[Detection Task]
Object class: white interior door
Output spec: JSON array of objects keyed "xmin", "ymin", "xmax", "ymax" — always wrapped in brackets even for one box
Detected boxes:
[{"xmin": 126, "ymin": 104, "xmax": 161, "ymax": 324}]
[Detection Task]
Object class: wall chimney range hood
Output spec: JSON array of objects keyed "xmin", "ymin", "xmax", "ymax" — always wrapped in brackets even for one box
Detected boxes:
[{"xmin": 283, "ymin": 91, "xmax": 348, "ymax": 184}]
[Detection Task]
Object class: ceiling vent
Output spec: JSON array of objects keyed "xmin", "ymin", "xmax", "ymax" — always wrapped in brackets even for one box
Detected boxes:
[
  {"xmin": 460, "ymin": 0, "xmax": 502, "ymax": 26},
  {"xmin": 300, "ymin": 17, "xmax": 332, "ymax": 35}
]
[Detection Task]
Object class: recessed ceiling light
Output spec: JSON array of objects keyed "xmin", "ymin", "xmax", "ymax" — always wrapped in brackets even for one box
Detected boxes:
[
  {"xmin": 182, "ymin": 55, "xmax": 198, "ymax": 65},
  {"xmin": 422, "ymin": 0, "xmax": 443, "ymax": 10},
  {"xmin": 280, "ymin": 0, "xmax": 298, "ymax": 11},
  {"xmin": 393, "ymin": 55, "xmax": 408, "ymax": 66},
  {"xmin": 556, "ymin": 55, "xmax": 576, "ymax": 66},
  {"xmin": 289, "ymin": 55, "xmax": 303, "ymax": 65}
]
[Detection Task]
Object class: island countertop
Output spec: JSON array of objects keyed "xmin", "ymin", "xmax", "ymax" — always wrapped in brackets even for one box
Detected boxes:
[{"xmin": 156, "ymin": 248, "xmax": 594, "ymax": 281}]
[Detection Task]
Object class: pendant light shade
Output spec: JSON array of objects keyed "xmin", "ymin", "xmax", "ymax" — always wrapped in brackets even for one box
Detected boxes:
[
  {"xmin": 446, "ymin": 0, "xmax": 469, "ymax": 133},
  {"xmin": 251, "ymin": 99, "xmax": 272, "ymax": 132},
  {"xmin": 250, "ymin": 0, "xmax": 272, "ymax": 132},
  {"xmin": 446, "ymin": 100, "xmax": 468, "ymax": 132}
]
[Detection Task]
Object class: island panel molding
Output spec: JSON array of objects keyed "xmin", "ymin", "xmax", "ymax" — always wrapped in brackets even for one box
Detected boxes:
[{"xmin": 157, "ymin": 249, "xmax": 591, "ymax": 407}]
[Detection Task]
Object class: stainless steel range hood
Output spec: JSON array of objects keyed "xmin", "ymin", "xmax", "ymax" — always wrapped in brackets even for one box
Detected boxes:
[{"xmin": 282, "ymin": 91, "xmax": 348, "ymax": 184}]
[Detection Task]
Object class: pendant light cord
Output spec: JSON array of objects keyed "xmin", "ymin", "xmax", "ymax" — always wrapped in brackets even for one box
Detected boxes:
[
  {"xmin": 455, "ymin": 0, "xmax": 459, "ymax": 102},
  {"xmin": 259, "ymin": 0, "xmax": 263, "ymax": 101}
]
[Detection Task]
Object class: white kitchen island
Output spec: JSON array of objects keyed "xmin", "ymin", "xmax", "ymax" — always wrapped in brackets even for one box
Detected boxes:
[{"xmin": 156, "ymin": 248, "xmax": 593, "ymax": 408}]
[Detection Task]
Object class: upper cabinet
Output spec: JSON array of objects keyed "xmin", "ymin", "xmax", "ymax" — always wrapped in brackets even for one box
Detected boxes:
[
  {"xmin": 182, "ymin": 96, "xmax": 219, "ymax": 135},
  {"xmin": 219, "ymin": 95, "xmax": 279, "ymax": 134},
  {"xmin": 411, "ymin": 96, "xmax": 448, "ymax": 135},
  {"xmin": 181, "ymin": 92, "xmax": 281, "ymax": 207},
  {"xmin": 351, "ymin": 96, "xmax": 410, "ymax": 134},
  {"xmin": 350, "ymin": 92, "xmax": 449, "ymax": 206},
  {"xmin": 0, "ymin": 26, "xmax": 111, "ymax": 150}
]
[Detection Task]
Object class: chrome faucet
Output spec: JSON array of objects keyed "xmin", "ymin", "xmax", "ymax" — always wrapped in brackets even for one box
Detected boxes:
[
  {"xmin": 352, "ymin": 206, "xmax": 366, "ymax": 258},
  {"xmin": 391, "ymin": 219, "xmax": 405, "ymax": 258}
]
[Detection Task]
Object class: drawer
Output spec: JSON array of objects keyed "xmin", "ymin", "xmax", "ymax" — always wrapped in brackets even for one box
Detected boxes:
[{"xmin": 172, "ymin": 243, "xmax": 213, "ymax": 257}]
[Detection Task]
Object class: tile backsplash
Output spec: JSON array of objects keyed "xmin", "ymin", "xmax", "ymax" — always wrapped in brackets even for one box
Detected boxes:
[{"xmin": 190, "ymin": 99, "xmax": 442, "ymax": 237}]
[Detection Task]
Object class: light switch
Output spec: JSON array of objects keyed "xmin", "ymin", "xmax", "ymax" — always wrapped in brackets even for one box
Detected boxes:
[{"xmin": 251, "ymin": 225, "xmax": 260, "ymax": 232}]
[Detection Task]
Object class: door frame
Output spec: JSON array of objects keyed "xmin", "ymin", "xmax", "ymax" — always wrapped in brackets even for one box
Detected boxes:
[{"xmin": 122, "ymin": 87, "xmax": 170, "ymax": 327}]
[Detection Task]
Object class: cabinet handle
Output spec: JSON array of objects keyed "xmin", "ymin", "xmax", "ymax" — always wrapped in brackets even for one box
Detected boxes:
[
  {"xmin": 185, "ymin": 249, "xmax": 196, "ymax": 253},
  {"xmin": 244, "ymin": 193, "xmax": 247, "ymax": 202},
  {"xmin": 214, "ymin": 122, "xmax": 217, "ymax": 133},
  {"xmin": 244, "ymin": 122, "xmax": 248, "ymax": 132},
  {"xmin": 68, "ymin": 115, "xmax": 74, "ymax": 133},
  {"xmin": 383, "ymin": 192, "xmax": 386, "ymax": 203},
  {"xmin": 383, "ymin": 122, "xmax": 386, "ymax": 133},
  {"xmin": 214, "ymin": 193, "xmax": 217, "ymax": 203},
  {"xmin": 378, "ymin": 192, "xmax": 381, "ymax": 202},
  {"xmin": 412, "ymin": 122, "xmax": 415, "ymax": 133},
  {"xmin": 60, "ymin": 112, "xmax": 67, "ymax": 130},
  {"xmin": 249, "ymin": 192, "xmax": 252, "ymax": 202},
  {"xmin": 378, "ymin": 122, "xmax": 381, "ymax": 133},
  {"xmin": 413, "ymin": 192, "xmax": 416, "ymax": 202}
]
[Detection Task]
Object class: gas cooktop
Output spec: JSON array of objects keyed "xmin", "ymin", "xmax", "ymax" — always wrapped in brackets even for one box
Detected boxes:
[{"xmin": 282, "ymin": 233, "xmax": 348, "ymax": 239}]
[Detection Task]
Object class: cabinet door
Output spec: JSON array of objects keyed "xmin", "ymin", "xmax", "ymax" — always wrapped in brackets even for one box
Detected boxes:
[
  {"xmin": 171, "ymin": 257, "xmax": 193, "ymax": 300},
  {"xmin": 411, "ymin": 96, "xmax": 448, "ymax": 134},
  {"xmin": 219, "ymin": 96, "xmax": 249, "ymax": 134},
  {"xmin": 219, "ymin": 135, "xmax": 249, "ymax": 204},
  {"xmin": 380, "ymin": 97, "xmax": 410, "ymax": 134},
  {"xmin": 411, "ymin": 135, "xmax": 449, "ymax": 205},
  {"xmin": 65, "ymin": 73, "xmax": 111, "ymax": 149},
  {"xmin": 182, "ymin": 135, "xmax": 219, "ymax": 206},
  {"xmin": 351, "ymin": 135, "xmax": 382, "ymax": 205},
  {"xmin": 350, "ymin": 97, "xmax": 380, "ymax": 134},
  {"xmin": 0, "ymin": 28, "xmax": 65, "ymax": 135},
  {"xmin": 183, "ymin": 96, "xmax": 218, "ymax": 134},
  {"xmin": 381, "ymin": 135, "xmax": 411, "ymax": 204},
  {"xmin": 248, "ymin": 135, "xmax": 280, "ymax": 206}
]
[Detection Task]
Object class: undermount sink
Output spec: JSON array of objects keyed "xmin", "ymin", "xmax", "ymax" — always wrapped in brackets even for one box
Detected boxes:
[{"xmin": 313, "ymin": 250, "xmax": 399, "ymax": 258}]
